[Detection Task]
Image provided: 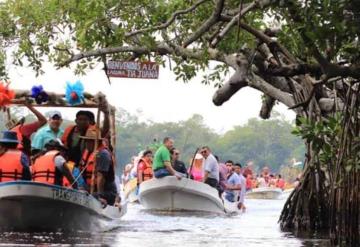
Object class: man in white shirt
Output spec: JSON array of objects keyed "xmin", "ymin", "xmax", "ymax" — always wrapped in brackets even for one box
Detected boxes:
[{"xmin": 200, "ymin": 146, "xmax": 220, "ymax": 194}]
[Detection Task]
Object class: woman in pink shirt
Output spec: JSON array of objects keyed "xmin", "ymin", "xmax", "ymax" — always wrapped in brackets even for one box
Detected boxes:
[{"xmin": 188, "ymin": 153, "xmax": 204, "ymax": 182}]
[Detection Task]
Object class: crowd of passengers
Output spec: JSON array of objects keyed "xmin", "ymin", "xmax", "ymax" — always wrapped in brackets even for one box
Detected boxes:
[
  {"xmin": 0, "ymin": 101, "xmax": 119, "ymax": 207},
  {"xmin": 122, "ymin": 137, "xmax": 288, "ymax": 210}
]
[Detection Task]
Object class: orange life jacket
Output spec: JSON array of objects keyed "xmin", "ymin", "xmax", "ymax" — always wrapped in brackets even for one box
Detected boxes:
[
  {"xmin": 61, "ymin": 125, "xmax": 76, "ymax": 148},
  {"xmin": 138, "ymin": 158, "xmax": 153, "ymax": 182},
  {"xmin": 80, "ymin": 146, "xmax": 112, "ymax": 188},
  {"xmin": 32, "ymin": 150, "xmax": 59, "ymax": 185},
  {"xmin": 0, "ymin": 149, "xmax": 23, "ymax": 182}
]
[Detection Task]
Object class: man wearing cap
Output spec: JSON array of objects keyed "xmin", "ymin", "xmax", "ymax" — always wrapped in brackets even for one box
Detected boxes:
[
  {"xmin": 80, "ymin": 128, "xmax": 117, "ymax": 205},
  {"xmin": 31, "ymin": 111, "xmax": 64, "ymax": 152},
  {"xmin": 0, "ymin": 131, "xmax": 31, "ymax": 182},
  {"xmin": 32, "ymin": 139, "xmax": 78, "ymax": 188},
  {"xmin": 7, "ymin": 101, "xmax": 47, "ymax": 156}
]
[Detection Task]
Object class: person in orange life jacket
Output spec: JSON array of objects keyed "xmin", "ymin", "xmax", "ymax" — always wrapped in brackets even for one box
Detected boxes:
[
  {"xmin": 32, "ymin": 139, "xmax": 78, "ymax": 188},
  {"xmin": 62, "ymin": 106, "xmax": 110, "ymax": 165},
  {"xmin": 137, "ymin": 150, "xmax": 153, "ymax": 184},
  {"xmin": 170, "ymin": 148, "xmax": 188, "ymax": 177},
  {"xmin": 80, "ymin": 128, "xmax": 117, "ymax": 206},
  {"xmin": 7, "ymin": 101, "xmax": 47, "ymax": 156},
  {"xmin": 0, "ymin": 131, "xmax": 31, "ymax": 181}
]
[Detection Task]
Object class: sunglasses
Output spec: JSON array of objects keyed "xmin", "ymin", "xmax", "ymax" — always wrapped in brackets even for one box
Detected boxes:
[{"xmin": 174, "ymin": 153, "xmax": 180, "ymax": 155}]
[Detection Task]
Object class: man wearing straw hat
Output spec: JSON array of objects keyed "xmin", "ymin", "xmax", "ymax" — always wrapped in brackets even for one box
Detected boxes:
[{"xmin": 80, "ymin": 128, "xmax": 117, "ymax": 206}]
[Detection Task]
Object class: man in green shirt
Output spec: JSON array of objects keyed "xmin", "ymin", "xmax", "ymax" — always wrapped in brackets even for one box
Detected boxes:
[{"xmin": 153, "ymin": 137, "xmax": 181, "ymax": 179}]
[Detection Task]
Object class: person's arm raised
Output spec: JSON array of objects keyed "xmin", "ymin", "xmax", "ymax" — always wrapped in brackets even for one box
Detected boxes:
[{"xmin": 24, "ymin": 101, "xmax": 47, "ymax": 127}]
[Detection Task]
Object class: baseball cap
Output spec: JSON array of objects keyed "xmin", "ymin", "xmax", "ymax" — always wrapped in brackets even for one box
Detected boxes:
[{"xmin": 48, "ymin": 110, "xmax": 62, "ymax": 119}]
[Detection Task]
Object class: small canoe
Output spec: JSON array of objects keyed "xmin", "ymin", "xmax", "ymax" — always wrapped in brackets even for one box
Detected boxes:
[
  {"xmin": 246, "ymin": 187, "xmax": 282, "ymax": 199},
  {"xmin": 0, "ymin": 181, "xmax": 127, "ymax": 231},
  {"xmin": 139, "ymin": 176, "xmax": 225, "ymax": 214}
]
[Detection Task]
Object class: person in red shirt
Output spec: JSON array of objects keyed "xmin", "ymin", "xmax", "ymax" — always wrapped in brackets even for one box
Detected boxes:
[
  {"xmin": 7, "ymin": 101, "xmax": 47, "ymax": 156},
  {"xmin": 276, "ymin": 174, "xmax": 285, "ymax": 190},
  {"xmin": 246, "ymin": 173, "xmax": 253, "ymax": 191}
]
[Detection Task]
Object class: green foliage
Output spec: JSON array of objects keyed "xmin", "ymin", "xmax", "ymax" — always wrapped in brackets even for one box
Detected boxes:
[
  {"xmin": 0, "ymin": 0, "xmax": 358, "ymax": 86},
  {"xmin": 115, "ymin": 109, "xmax": 304, "ymax": 175},
  {"xmin": 292, "ymin": 114, "xmax": 343, "ymax": 168}
]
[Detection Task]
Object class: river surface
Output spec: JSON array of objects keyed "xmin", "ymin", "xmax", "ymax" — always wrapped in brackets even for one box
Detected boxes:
[{"xmin": 0, "ymin": 196, "xmax": 330, "ymax": 247}]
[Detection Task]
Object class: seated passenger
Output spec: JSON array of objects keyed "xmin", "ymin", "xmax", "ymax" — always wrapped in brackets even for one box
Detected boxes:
[
  {"xmin": 137, "ymin": 150, "xmax": 153, "ymax": 184},
  {"xmin": 32, "ymin": 139, "xmax": 77, "ymax": 188},
  {"xmin": 170, "ymin": 148, "xmax": 187, "ymax": 177},
  {"xmin": 62, "ymin": 160, "xmax": 87, "ymax": 190},
  {"xmin": 152, "ymin": 137, "xmax": 181, "ymax": 179},
  {"xmin": 80, "ymin": 128, "xmax": 117, "ymax": 206},
  {"xmin": 0, "ymin": 131, "xmax": 31, "ymax": 181}
]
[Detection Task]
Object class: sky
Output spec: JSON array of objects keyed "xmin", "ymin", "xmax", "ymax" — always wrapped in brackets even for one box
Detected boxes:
[{"xmin": 8, "ymin": 62, "xmax": 295, "ymax": 133}]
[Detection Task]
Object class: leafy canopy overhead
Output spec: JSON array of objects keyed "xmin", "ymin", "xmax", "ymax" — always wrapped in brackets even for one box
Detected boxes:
[{"xmin": 0, "ymin": 0, "xmax": 359, "ymax": 116}]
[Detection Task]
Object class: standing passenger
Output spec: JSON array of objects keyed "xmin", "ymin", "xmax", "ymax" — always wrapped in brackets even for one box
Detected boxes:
[
  {"xmin": 224, "ymin": 163, "xmax": 241, "ymax": 203},
  {"xmin": 32, "ymin": 111, "xmax": 64, "ymax": 152},
  {"xmin": 80, "ymin": 128, "xmax": 117, "ymax": 205},
  {"xmin": 234, "ymin": 163, "xmax": 246, "ymax": 211},
  {"xmin": 201, "ymin": 146, "xmax": 220, "ymax": 191}
]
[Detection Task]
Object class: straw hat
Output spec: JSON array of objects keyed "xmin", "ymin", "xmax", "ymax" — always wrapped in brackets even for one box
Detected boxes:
[{"xmin": 79, "ymin": 127, "xmax": 102, "ymax": 140}]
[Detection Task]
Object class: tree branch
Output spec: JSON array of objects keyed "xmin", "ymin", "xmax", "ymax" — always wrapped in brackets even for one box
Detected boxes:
[
  {"xmin": 60, "ymin": 43, "xmax": 227, "ymax": 67},
  {"xmin": 211, "ymin": 0, "xmax": 275, "ymax": 47},
  {"xmin": 213, "ymin": 54, "xmax": 249, "ymax": 105},
  {"xmin": 260, "ymin": 94, "xmax": 276, "ymax": 119},
  {"xmin": 183, "ymin": 0, "xmax": 225, "ymax": 48},
  {"xmin": 265, "ymin": 63, "xmax": 322, "ymax": 77},
  {"xmin": 124, "ymin": 0, "xmax": 210, "ymax": 38}
]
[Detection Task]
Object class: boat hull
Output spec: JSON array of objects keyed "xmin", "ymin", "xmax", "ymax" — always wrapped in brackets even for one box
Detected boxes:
[
  {"xmin": 0, "ymin": 181, "xmax": 126, "ymax": 231},
  {"xmin": 246, "ymin": 187, "xmax": 282, "ymax": 199},
  {"xmin": 139, "ymin": 176, "xmax": 225, "ymax": 214}
]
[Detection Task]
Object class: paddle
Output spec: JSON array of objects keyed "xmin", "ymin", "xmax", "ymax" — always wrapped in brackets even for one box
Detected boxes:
[{"xmin": 187, "ymin": 148, "xmax": 199, "ymax": 179}]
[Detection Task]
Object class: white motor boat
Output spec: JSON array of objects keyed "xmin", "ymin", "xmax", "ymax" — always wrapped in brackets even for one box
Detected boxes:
[
  {"xmin": 139, "ymin": 176, "xmax": 225, "ymax": 214},
  {"xmin": 246, "ymin": 187, "xmax": 283, "ymax": 199},
  {"xmin": 0, "ymin": 181, "xmax": 127, "ymax": 231}
]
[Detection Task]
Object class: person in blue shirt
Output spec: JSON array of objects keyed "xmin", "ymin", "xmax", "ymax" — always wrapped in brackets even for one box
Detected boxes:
[
  {"xmin": 32, "ymin": 111, "xmax": 64, "ymax": 152},
  {"xmin": 224, "ymin": 163, "xmax": 242, "ymax": 203}
]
